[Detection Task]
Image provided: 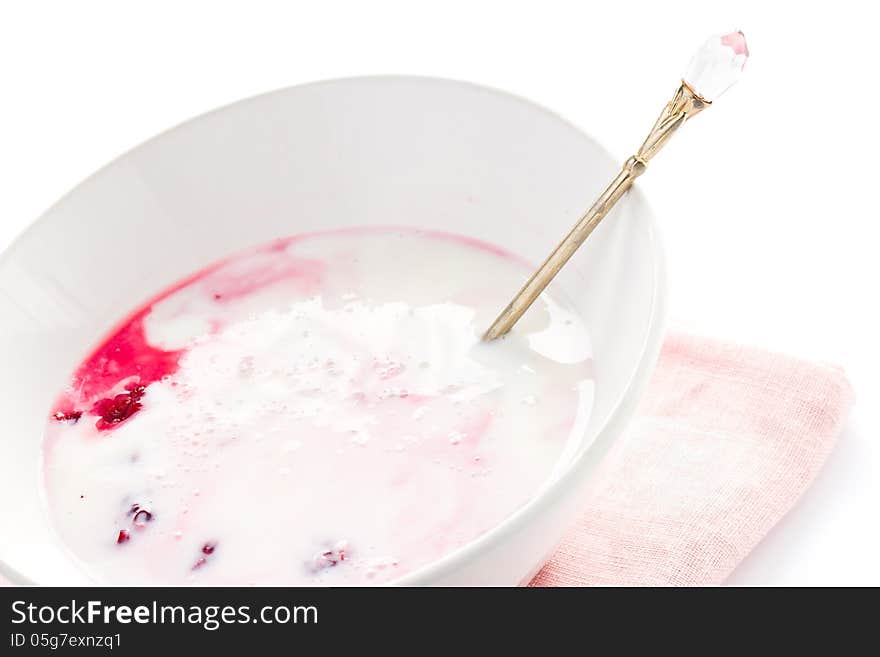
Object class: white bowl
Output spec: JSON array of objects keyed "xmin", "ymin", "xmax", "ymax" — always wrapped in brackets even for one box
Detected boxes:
[{"xmin": 0, "ymin": 77, "xmax": 665, "ymax": 585}]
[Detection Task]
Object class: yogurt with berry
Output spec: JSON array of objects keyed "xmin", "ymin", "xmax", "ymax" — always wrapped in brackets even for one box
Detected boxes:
[{"xmin": 43, "ymin": 228, "xmax": 593, "ymax": 585}]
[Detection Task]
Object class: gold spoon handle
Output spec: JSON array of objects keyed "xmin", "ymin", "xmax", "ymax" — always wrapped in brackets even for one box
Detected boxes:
[{"xmin": 482, "ymin": 82, "xmax": 707, "ymax": 341}]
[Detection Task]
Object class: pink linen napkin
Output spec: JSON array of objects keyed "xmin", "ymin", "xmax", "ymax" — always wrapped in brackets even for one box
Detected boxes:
[
  {"xmin": 0, "ymin": 332, "xmax": 853, "ymax": 587},
  {"xmin": 530, "ymin": 331, "xmax": 853, "ymax": 586}
]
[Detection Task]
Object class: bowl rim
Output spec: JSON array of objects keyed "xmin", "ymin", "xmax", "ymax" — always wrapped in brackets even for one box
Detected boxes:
[{"xmin": 0, "ymin": 75, "xmax": 667, "ymax": 586}]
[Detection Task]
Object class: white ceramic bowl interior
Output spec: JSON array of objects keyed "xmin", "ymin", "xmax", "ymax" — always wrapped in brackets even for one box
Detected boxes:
[{"xmin": 0, "ymin": 77, "xmax": 665, "ymax": 585}]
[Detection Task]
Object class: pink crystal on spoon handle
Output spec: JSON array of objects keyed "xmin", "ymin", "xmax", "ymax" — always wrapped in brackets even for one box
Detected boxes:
[{"xmin": 683, "ymin": 31, "xmax": 749, "ymax": 102}]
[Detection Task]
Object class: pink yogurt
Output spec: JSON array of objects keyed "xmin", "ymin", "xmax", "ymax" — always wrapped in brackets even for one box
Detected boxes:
[{"xmin": 43, "ymin": 227, "xmax": 594, "ymax": 584}]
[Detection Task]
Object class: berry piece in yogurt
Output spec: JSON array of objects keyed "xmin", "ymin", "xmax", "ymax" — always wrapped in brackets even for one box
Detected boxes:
[
  {"xmin": 53, "ymin": 410, "xmax": 83, "ymax": 424},
  {"xmin": 92, "ymin": 385, "xmax": 147, "ymax": 431},
  {"xmin": 125, "ymin": 503, "xmax": 154, "ymax": 532},
  {"xmin": 310, "ymin": 541, "xmax": 349, "ymax": 572}
]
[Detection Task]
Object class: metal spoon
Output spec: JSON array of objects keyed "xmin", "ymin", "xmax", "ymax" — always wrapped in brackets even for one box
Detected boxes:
[{"xmin": 483, "ymin": 31, "xmax": 748, "ymax": 341}]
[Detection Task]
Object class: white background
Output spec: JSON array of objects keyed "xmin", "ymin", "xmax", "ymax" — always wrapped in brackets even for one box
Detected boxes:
[{"xmin": 1, "ymin": 1, "xmax": 876, "ymax": 585}]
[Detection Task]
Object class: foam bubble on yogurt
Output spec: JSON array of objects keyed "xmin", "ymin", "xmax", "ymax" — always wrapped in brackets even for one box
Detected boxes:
[{"xmin": 43, "ymin": 228, "xmax": 594, "ymax": 585}]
